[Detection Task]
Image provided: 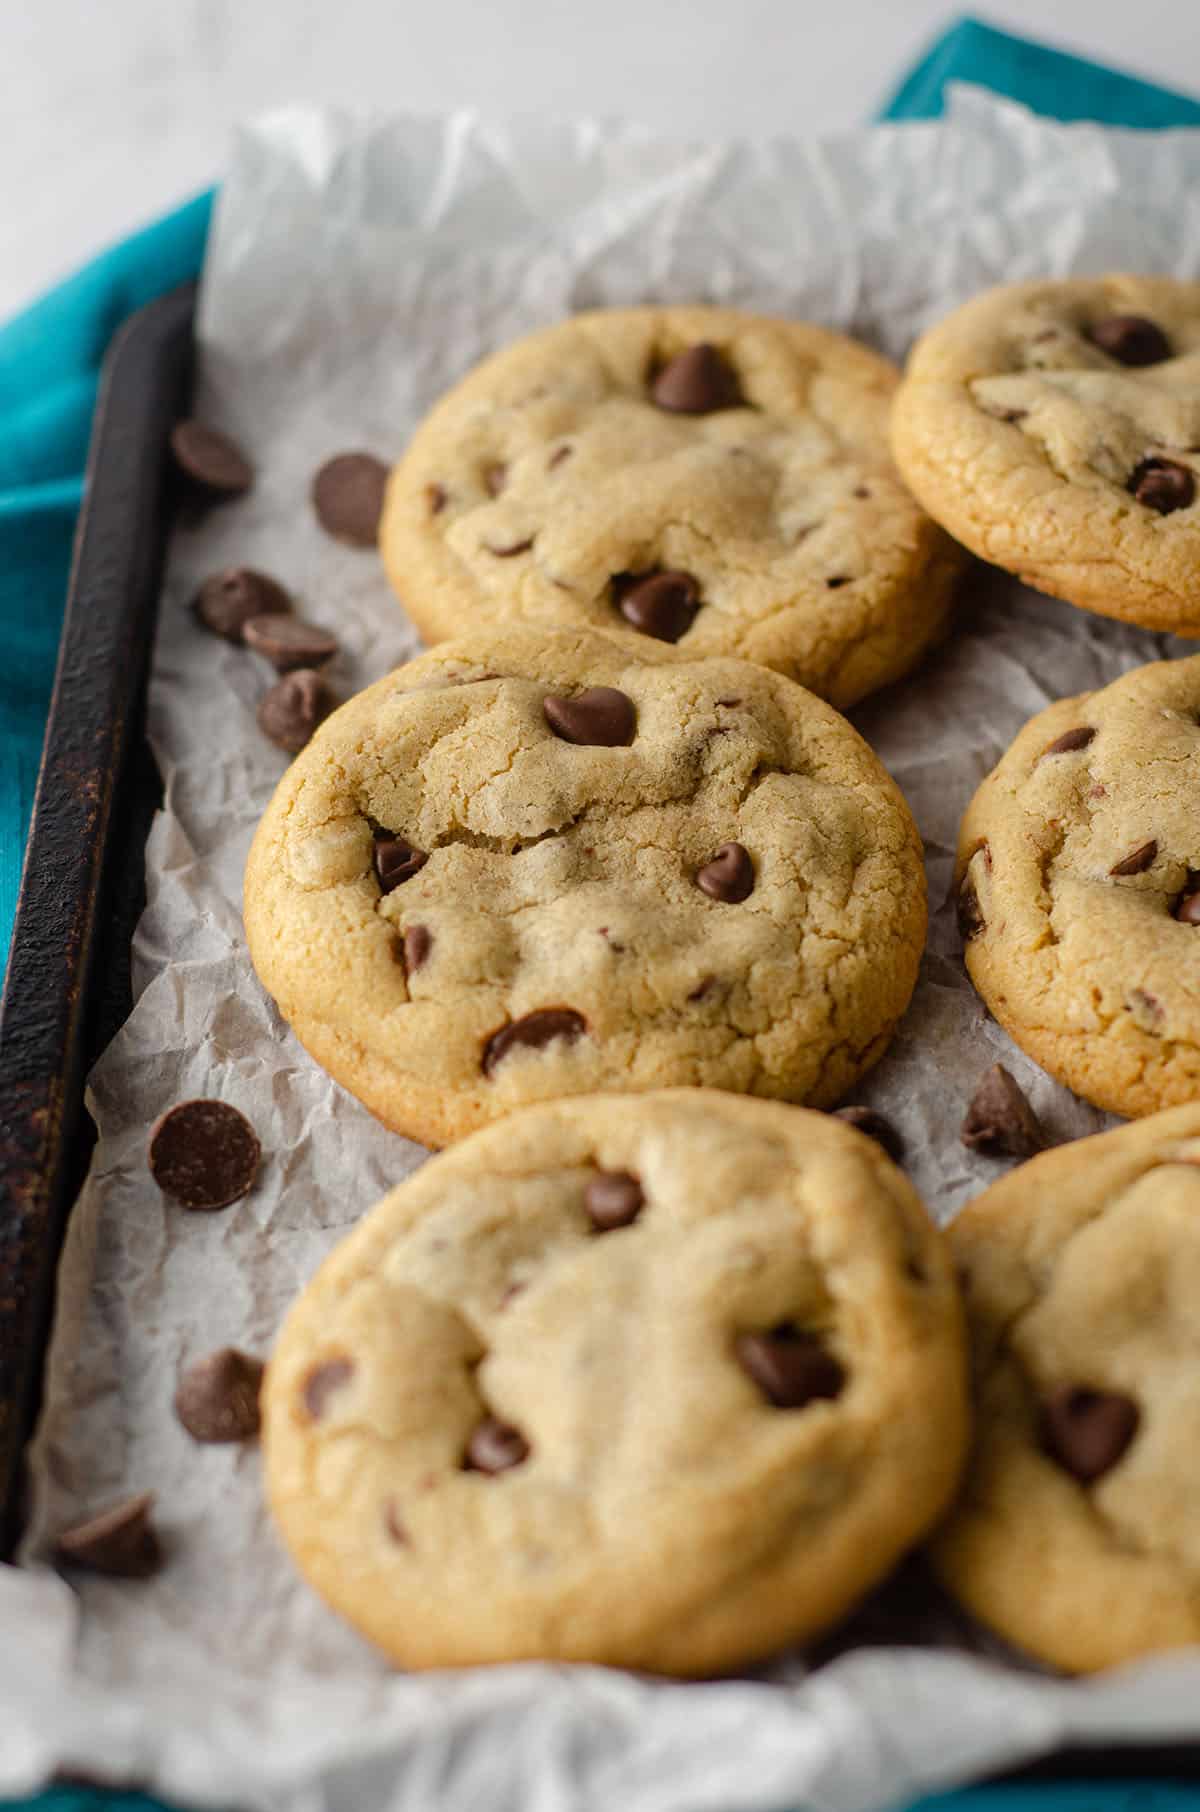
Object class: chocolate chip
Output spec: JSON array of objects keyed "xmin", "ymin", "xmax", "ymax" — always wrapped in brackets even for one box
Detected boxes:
[
  {"xmin": 833, "ymin": 1106, "xmax": 905, "ymax": 1164},
  {"xmin": 402, "ymin": 925, "xmax": 433, "ymax": 972},
  {"xmin": 169, "ymin": 420, "xmax": 254, "ymax": 498},
  {"xmin": 194, "ymin": 568, "xmax": 291, "ymax": 641},
  {"xmin": 585, "ymin": 1170, "xmax": 644, "ymax": 1231},
  {"xmin": 826, "ymin": 574, "xmax": 851, "ymax": 589},
  {"xmin": 1176, "ymin": 889, "xmax": 1200, "ymax": 925},
  {"xmin": 651, "ymin": 343, "xmax": 742, "ymax": 414},
  {"xmin": 1110, "ymin": 839, "xmax": 1158, "ymax": 877},
  {"xmin": 383, "ymin": 1500, "xmax": 410, "ymax": 1545},
  {"xmin": 736, "ymin": 1326, "xmax": 845, "ymax": 1408},
  {"xmin": 696, "ymin": 842, "xmax": 754, "ymax": 903},
  {"xmin": 957, "ymin": 871, "xmax": 985, "ymax": 942},
  {"xmin": 57, "ymin": 1492, "xmax": 162, "ymax": 1578},
  {"xmin": 543, "ymin": 686, "xmax": 636, "ymax": 746},
  {"xmin": 1129, "ymin": 457, "xmax": 1195, "ymax": 514},
  {"xmin": 1041, "ymin": 726, "xmax": 1095, "ymax": 757},
  {"xmin": 961, "ymin": 1064, "xmax": 1046, "ymax": 1159},
  {"xmin": 1040, "ymin": 1384, "xmax": 1139, "ymax": 1483},
  {"xmin": 1088, "ymin": 315, "xmax": 1172, "ymax": 367},
  {"xmin": 483, "ymin": 462, "xmax": 507, "ymax": 496},
  {"xmin": 312, "ymin": 452, "xmax": 390, "ymax": 546},
  {"xmin": 373, "ymin": 836, "xmax": 428, "ymax": 893},
  {"xmin": 174, "ymin": 1347, "xmax": 264, "ymax": 1443},
  {"xmin": 464, "ymin": 1416, "xmax": 529, "ymax": 1474},
  {"xmin": 148, "ymin": 1099, "xmax": 261, "ymax": 1211},
  {"xmin": 486, "ymin": 535, "xmax": 535, "ymax": 557},
  {"xmin": 257, "ymin": 669, "xmax": 333, "ymax": 753},
  {"xmin": 612, "ymin": 570, "xmax": 700, "ymax": 642},
  {"xmin": 303, "ymin": 1358, "xmax": 355, "ymax": 1420},
  {"xmin": 243, "ymin": 614, "xmax": 339, "ymax": 672},
  {"xmin": 548, "ymin": 444, "xmax": 573, "ymax": 470},
  {"xmin": 481, "ymin": 1008, "xmax": 587, "ymax": 1076},
  {"xmin": 426, "ymin": 483, "xmax": 447, "ymax": 515}
]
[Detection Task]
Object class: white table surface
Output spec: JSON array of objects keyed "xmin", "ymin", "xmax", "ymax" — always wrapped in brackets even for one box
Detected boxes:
[{"xmin": 3, "ymin": 0, "xmax": 1198, "ymax": 324}]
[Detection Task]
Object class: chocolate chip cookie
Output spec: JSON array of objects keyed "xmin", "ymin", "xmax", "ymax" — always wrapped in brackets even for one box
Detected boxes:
[
  {"xmin": 932, "ymin": 1106, "xmax": 1200, "ymax": 1671},
  {"xmin": 957, "ymin": 655, "xmax": 1200, "ymax": 1118},
  {"xmin": 381, "ymin": 307, "xmax": 962, "ymax": 708},
  {"xmin": 892, "ymin": 276, "xmax": 1200, "ymax": 632},
  {"xmin": 263, "ymin": 1089, "xmax": 968, "ymax": 1673},
  {"xmin": 242, "ymin": 626, "xmax": 927, "ymax": 1147}
]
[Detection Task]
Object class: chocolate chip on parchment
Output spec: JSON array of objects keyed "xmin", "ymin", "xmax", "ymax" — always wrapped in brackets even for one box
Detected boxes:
[
  {"xmin": 585, "ymin": 1170, "xmax": 644, "ymax": 1232},
  {"xmin": 1087, "ymin": 315, "xmax": 1172, "ymax": 367},
  {"xmin": 258, "ymin": 669, "xmax": 332, "ymax": 753},
  {"xmin": 696, "ymin": 842, "xmax": 754, "ymax": 903},
  {"xmin": 651, "ymin": 343, "xmax": 743, "ymax": 414},
  {"xmin": 612, "ymin": 570, "xmax": 700, "ymax": 643},
  {"xmin": 57, "ymin": 1492, "xmax": 162, "ymax": 1578},
  {"xmin": 482, "ymin": 1008, "xmax": 587, "ymax": 1076},
  {"xmin": 1110, "ymin": 839, "xmax": 1158, "ymax": 877},
  {"xmin": 303, "ymin": 1358, "xmax": 355, "ymax": 1421},
  {"xmin": 543, "ymin": 686, "xmax": 636, "ymax": 746},
  {"xmin": 170, "ymin": 420, "xmax": 254, "ymax": 498},
  {"xmin": 957, "ymin": 870, "xmax": 985, "ymax": 942},
  {"xmin": 373, "ymin": 836, "xmax": 428, "ymax": 893},
  {"xmin": 243, "ymin": 614, "xmax": 339, "ymax": 672},
  {"xmin": 148, "ymin": 1099, "xmax": 261, "ymax": 1211},
  {"xmin": 1039, "ymin": 1385, "xmax": 1139, "ymax": 1484},
  {"xmin": 961, "ymin": 1063, "xmax": 1046, "ymax": 1160},
  {"xmin": 174, "ymin": 1347, "xmax": 264, "ymax": 1443},
  {"xmin": 736, "ymin": 1327, "xmax": 845, "ymax": 1409},
  {"xmin": 312, "ymin": 452, "xmax": 390, "ymax": 546},
  {"xmin": 1041, "ymin": 726, "xmax": 1096, "ymax": 758},
  {"xmin": 834, "ymin": 1106, "xmax": 905, "ymax": 1164},
  {"xmin": 402, "ymin": 925, "xmax": 433, "ymax": 973},
  {"xmin": 1129, "ymin": 458, "xmax": 1195, "ymax": 515},
  {"xmin": 464, "ymin": 1416, "xmax": 529, "ymax": 1474},
  {"xmin": 194, "ymin": 568, "xmax": 291, "ymax": 641}
]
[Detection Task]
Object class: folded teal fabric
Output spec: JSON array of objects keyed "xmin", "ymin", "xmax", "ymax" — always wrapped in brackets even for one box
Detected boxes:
[{"xmin": 3, "ymin": 19, "xmax": 1200, "ymax": 1812}]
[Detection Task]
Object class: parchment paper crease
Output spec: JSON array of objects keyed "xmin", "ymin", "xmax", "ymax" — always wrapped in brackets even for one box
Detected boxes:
[{"xmin": 4, "ymin": 88, "xmax": 1200, "ymax": 1810}]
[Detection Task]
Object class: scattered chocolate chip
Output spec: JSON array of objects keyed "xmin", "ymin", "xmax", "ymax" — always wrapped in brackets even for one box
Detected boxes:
[
  {"xmin": 312, "ymin": 452, "xmax": 390, "ymax": 546},
  {"xmin": 651, "ymin": 343, "xmax": 742, "ymax": 414},
  {"xmin": 257, "ymin": 669, "xmax": 332, "ymax": 753},
  {"xmin": 548, "ymin": 444, "xmax": 573, "ymax": 470},
  {"xmin": 426, "ymin": 482, "xmax": 447, "ymax": 515},
  {"xmin": 1040, "ymin": 1384, "xmax": 1139, "ymax": 1483},
  {"xmin": 736, "ymin": 1327, "xmax": 845, "ymax": 1409},
  {"xmin": 148, "ymin": 1099, "xmax": 261, "ymax": 1211},
  {"xmin": 957, "ymin": 870, "xmax": 985, "ymax": 942},
  {"xmin": 543, "ymin": 686, "xmax": 636, "ymax": 747},
  {"xmin": 482, "ymin": 1008, "xmax": 587, "ymax": 1076},
  {"xmin": 464, "ymin": 1416, "xmax": 529, "ymax": 1474},
  {"xmin": 585, "ymin": 1170, "xmax": 644, "ymax": 1231},
  {"xmin": 612, "ymin": 569, "xmax": 700, "ymax": 642},
  {"xmin": 487, "ymin": 535, "xmax": 535, "ymax": 557},
  {"xmin": 374, "ymin": 836, "xmax": 428, "ymax": 892},
  {"xmin": 57, "ymin": 1492, "xmax": 162, "ymax": 1578},
  {"xmin": 826, "ymin": 574, "xmax": 851, "ymax": 589},
  {"xmin": 243, "ymin": 614, "xmax": 338, "ymax": 672},
  {"xmin": 303, "ymin": 1358, "xmax": 355, "ymax": 1420},
  {"xmin": 174, "ymin": 1347, "xmax": 264, "ymax": 1443},
  {"xmin": 483, "ymin": 462, "xmax": 508, "ymax": 496},
  {"xmin": 1041, "ymin": 726, "xmax": 1096, "ymax": 757},
  {"xmin": 961, "ymin": 1064, "xmax": 1046, "ymax": 1160},
  {"xmin": 169, "ymin": 420, "xmax": 254, "ymax": 498},
  {"xmin": 834, "ymin": 1106, "xmax": 905, "ymax": 1164},
  {"xmin": 194, "ymin": 568, "xmax": 291, "ymax": 641},
  {"xmin": 402, "ymin": 925, "xmax": 433, "ymax": 973},
  {"xmin": 383, "ymin": 1500, "xmax": 410, "ymax": 1545},
  {"xmin": 1129, "ymin": 457, "xmax": 1195, "ymax": 515},
  {"xmin": 1088, "ymin": 315, "xmax": 1172, "ymax": 367},
  {"xmin": 696, "ymin": 842, "xmax": 754, "ymax": 903},
  {"xmin": 1110, "ymin": 839, "xmax": 1158, "ymax": 877}
]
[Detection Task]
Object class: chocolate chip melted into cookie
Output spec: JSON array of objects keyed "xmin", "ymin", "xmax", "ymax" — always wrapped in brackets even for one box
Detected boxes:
[
  {"xmin": 464, "ymin": 1416, "xmax": 530, "ymax": 1474},
  {"xmin": 736, "ymin": 1326, "xmax": 846, "ymax": 1409},
  {"xmin": 1129, "ymin": 458, "xmax": 1195, "ymax": 515},
  {"xmin": 1087, "ymin": 315, "xmax": 1172, "ymax": 367},
  {"xmin": 696, "ymin": 841, "xmax": 755, "ymax": 903},
  {"xmin": 374, "ymin": 836, "xmax": 429, "ymax": 892},
  {"xmin": 1039, "ymin": 1385, "xmax": 1139, "ymax": 1484},
  {"xmin": 543, "ymin": 686, "xmax": 637, "ymax": 746},
  {"xmin": 650, "ymin": 343, "xmax": 743, "ymax": 414},
  {"xmin": 482, "ymin": 1009, "xmax": 587, "ymax": 1077},
  {"xmin": 611, "ymin": 570, "xmax": 700, "ymax": 642},
  {"xmin": 584, "ymin": 1170, "xmax": 644, "ymax": 1231}
]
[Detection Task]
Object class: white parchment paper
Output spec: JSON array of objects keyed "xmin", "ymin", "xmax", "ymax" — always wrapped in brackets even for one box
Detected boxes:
[{"xmin": 5, "ymin": 88, "xmax": 1200, "ymax": 1811}]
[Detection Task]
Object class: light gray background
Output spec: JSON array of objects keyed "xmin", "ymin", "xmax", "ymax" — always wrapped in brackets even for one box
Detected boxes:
[{"xmin": 4, "ymin": 0, "xmax": 1198, "ymax": 321}]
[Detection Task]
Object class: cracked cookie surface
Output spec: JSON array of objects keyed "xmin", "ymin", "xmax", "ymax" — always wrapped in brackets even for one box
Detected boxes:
[
  {"xmin": 243, "ymin": 625, "xmax": 927, "ymax": 1147},
  {"xmin": 264, "ymin": 1089, "xmax": 968, "ymax": 1673},
  {"xmin": 380, "ymin": 306, "xmax": 962, "ymax": 709},
  {"xmin": 957, "ymin": 655, "xmax": 1200, "ymax": 1118},
  {"xmin": 933, "ymin": 1106, "xmax": 1200, "ymax": 1671},
  {"xmin": 892, "ymin": 275, "xmax": 1200, "ymax": 632}
]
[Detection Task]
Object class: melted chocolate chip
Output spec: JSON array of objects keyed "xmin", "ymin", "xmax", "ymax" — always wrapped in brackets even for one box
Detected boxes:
[
  {"xmin": 696, "ymin": 842, "xmax": 754, "ymax": 903},
  {"xmin": 1041, "ymin": 726, "xmax": 1096, "ymax": 758},
  {"xmin": 585, "ymin": 1170, "xmax": 644, "ymax": 1231},
  {"xmin": 257, "ymin": 669, "xmax": 333, "ymax": 752},
  {"xmin": 651, "ymin": 343, "xmax": 743, "ymax": 414},
  {"xmin": 1129, "ymin": 458, "xmax": 1195, "ymax": 515},
  {"xmin": 374, "ymin": 836, "xmax": 428, "ymax": 892},
  {"xmin": 548, "ymin": 444, "xmax": 573, "ymax": 470},
  {"xmin": 303, "ymin": 1358, "xmax": 355, "ymax": 1420},
  {"xmin": 482, "ymin": 1008, "xmax": 587, "ymax": 1076},
  {"xmin": 464, "ymin": 1416, "xmax": 529, "ymax": 1474},
  {"xmin": 148, "ymin": 1100, "xmax": 261, "ymax": 1211},
  {"xmin": 1040, "ymin": 1384, "xmax": 1139, "ymax": 1483},
  {"xmin": 170, "ymin": 420, "xmax": 254, "ymax": 497},
  {"xmin": 736, "ymin": 1327, "xmax": 845, "ymax": 1409},
  {"xmin": 612, "ymin": 569, "xmax": 700, "ymax": 642},
  {"xmin": 1110, "ymin": 839, "xmax": 1158, "ymax": 877},
  {"xmin": 312, "ymin": 452, "xmax": 390, "ymax": 546},
  {"xmin": 543, "ymin": 686, "xmax": 636, "ymax": 746},
  {"xmin": 826, "ymin": 574, "xmax": 851, "ymax": 589},
  {"xmin": 1088, "ymin": 315, "xmax": 1172, "ymax": 367},
  {"xmin": 56, "ymin": 1492, "xmax": 162, "ymax": 1579},
  {"xmin": 426, "ymin": 482, "xmax": 447, "ymax": 515},
  {"xmin": 402, "ymin": 925, "xmax": 433, "ymax": 973},
  {"xmin": 961, "ymin": 1064, "xmax": 1046, "ymax": 1160},
  {"xmin": 957, "ymin": 870, "xmax": 985, "ymax": 942},
  {"xmin": 174, "ymin": 1348, "xmax": 264, "ymax": 1443},
  {"xmin": 194, "ymin": 568, "xmax": 291, "ymax": 641},
  {"xmin": 833, "ymin": 1106, "xmax": 905, "ymax": 1164}
]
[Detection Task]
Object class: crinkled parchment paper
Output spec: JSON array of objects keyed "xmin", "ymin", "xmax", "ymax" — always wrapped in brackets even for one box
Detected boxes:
[{"xmin": 4, "ymin": 87, "xmax": 1200, "ymax": 1812}]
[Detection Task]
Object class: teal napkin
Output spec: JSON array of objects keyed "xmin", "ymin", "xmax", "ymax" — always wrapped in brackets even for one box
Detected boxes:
[{"xmin": 3, "ymin": 18, "xmax": 1200, "ymax": 1812}]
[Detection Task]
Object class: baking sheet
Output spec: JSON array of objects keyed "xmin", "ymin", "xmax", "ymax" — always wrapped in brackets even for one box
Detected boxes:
[{"xmin": 4, "ymin": 86, "xmax": 1200, "ymax": 1811}]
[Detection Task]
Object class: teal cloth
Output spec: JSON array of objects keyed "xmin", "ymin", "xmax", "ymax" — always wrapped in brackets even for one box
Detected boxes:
[{"xmin": 4, "ymin": 17, "xmax": 1200, "ymax": 1812}]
